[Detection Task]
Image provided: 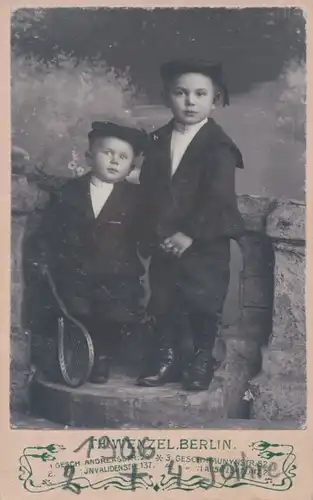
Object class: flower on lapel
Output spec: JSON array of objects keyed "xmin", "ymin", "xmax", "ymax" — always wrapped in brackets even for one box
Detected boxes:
[
  {"xmin": 75, "ymin": 166, "xmax": 85, "ymax": 177},
  {"xmin": 152, "ymin": 133, "xmax": 159, "ymax": 141}
]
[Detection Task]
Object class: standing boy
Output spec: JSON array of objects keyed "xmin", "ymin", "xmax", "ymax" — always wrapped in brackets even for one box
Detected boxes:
[
  {"xmin": 36, "ymin": 121, "xmax": 147, "ymax": 384},
  {"xmin": 137, "ymin": 59, "xmax": 245, "ymax": 391}
]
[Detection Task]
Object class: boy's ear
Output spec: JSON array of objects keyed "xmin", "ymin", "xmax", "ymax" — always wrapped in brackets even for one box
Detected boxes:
[
  {"xmin": 130, "ymin": 154, "xmax": 143, "ymax": 172},
  {"xmin": 85, "ymin": 150, "xmax": 93, "ymax": 167},
  {"xmin": 213, "ymin": 91, "xmax": 223, "ymax": 108}
]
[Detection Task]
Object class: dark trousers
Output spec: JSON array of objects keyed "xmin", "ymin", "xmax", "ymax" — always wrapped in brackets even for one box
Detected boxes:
[
  {"xmin": 188, "ymin": 311, "xmax": 221, "ymax": 353},
  {"xmin": 147, "ymin": 249, "xmax": 225, "ymax": 356},
  {"xmin": 152, "ymin": 309, "xmax": 220, "ymax": 356},
  {"xmin": 56, "ymin": 273, "xmax": 144, "ymax": 359},
  {"xmin": 76, "ymin": 315, "xmax": 123, "ymax": 359}
]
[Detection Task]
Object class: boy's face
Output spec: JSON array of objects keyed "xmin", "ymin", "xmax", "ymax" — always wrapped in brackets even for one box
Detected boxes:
[
  {"xmin": 164, "ymin": 73, "xmax": 215, "ymax": 125},
  {"xmin": 88, "ymin": 136, "xmax": 135, "ymax": 183}
]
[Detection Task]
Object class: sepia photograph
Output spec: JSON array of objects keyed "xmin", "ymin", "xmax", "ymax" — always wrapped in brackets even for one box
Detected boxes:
[{"xmin": 11, "ymin": 6, "xmax": 306, "ymax": 430}]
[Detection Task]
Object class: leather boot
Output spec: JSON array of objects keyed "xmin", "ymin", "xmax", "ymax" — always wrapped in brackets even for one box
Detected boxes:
[
  {"xmin": 182, "ymin": 312, "xmax": 219, "ymax": 391},
  {"xmin": 89, "ymin": 354, "xmax": 111, "ymax": 384},
  {"xmin": 136, "ymin": 318, "xmax": 180, "ymax": 387},
  {"xmin": 182, "ymin": 349, "xmax": 215, "ymax": 391},
  {"xmin": 89, "ymin": 320, "xmax": 121, "ymax": 384},
  {"xmin": 136, "ymin": 346, "xmax": 181, "ymax": 387}
]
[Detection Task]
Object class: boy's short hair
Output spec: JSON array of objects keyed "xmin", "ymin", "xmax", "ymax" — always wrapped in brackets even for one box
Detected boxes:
[
  {"xmin": 160, "ymin": 59, "xmax": 229, "ymax": 106},
  {"xmin": 88, "ymin": 121, "xmax": 147, "ymax": 155}
]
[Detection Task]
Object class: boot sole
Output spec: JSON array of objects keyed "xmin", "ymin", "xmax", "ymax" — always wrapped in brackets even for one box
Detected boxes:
[
  {"xmin": 136, "ymin": 374, "xmax": 182, "ymax": 387},
  {"xmin": 135, "ymin": 379, "xmax": 165, "ymax": 387}
]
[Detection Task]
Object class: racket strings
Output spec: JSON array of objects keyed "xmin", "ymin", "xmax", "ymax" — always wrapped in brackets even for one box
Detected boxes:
[
  {"xmin": 59, "ymin": 317, "xmax": 94, "ymax": 385},
  {"xmin": 64, "ymin": 323, "xmax": 86, "ymax": 377},
  {"xmin": 43, "ymin": 268, "xmax": 94, "ymax": 387}
]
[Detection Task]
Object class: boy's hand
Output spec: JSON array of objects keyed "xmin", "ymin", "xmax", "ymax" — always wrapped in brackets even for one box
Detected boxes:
[{"xmin": 161, "ymin": 232, "xmax": 193, "ymax": 257}]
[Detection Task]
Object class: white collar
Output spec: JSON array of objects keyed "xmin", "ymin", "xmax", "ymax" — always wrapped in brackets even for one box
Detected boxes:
[
  {"xmin": 90, "ymin": 175, "xmax": 113, "ymax": 189},
  {"xmin": 173, "ymin": 117, "xmax": 208, "ymax": 135}
]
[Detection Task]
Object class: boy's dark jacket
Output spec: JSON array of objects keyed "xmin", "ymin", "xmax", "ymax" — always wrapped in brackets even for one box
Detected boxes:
[
  {"xmin": 36, "ymin": 173, "xmax": 144, "ymax": 286},
  {"xmin": 139, "ymin": 117, "xmax": 245, "ymax": 314}
]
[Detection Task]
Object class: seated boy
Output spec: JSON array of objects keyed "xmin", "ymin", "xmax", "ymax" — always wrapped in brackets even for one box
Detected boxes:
[{"xmin": 35, "ymin": 121, "xmax": 147, "ymax": 384}]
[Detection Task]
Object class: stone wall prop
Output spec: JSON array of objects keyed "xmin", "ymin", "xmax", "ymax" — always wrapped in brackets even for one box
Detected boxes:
[
  {"xmin": 10, "ymin": 173, "xmax": 306, "ymax": 427},
  {"xmin": 250, "ymin": 200, "xmax": 306, "ymax": 423}
]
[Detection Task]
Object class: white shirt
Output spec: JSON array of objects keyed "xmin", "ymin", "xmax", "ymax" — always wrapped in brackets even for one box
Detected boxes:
[
  {"xmin": 89, "ymin": 176, "xmax": 114, "ymax": 218},
  {"xmin": 170, "ymin": 118, "xmax": 208, "ymax": 176}
]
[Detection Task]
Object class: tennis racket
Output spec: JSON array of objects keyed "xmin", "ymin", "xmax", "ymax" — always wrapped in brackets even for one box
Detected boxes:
[{"xmin": 41, "ymin": 264, "xmax": 95, "ymax": 388}]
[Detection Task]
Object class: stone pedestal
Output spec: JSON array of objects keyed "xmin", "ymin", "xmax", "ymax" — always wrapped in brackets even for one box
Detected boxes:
[
  {"xmin": 11, "ymin": 174, "xmax": 48, "ymax": 412},
  {"xmin": 30, "ymin": 364, "xmax": 250, "ymax": 429},
  {"xmin": 11, "ymin": 177, "xmax": 305, "ymax": 428},
  {"xmin": 251, "ymin": 200, "xmax": 306, "ymax": 424}
]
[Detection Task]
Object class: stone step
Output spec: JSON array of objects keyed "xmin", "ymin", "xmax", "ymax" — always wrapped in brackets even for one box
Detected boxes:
[
  {"xmin": 30, "ymin": 371, "xmax": 250, "ymax": 429},
  {"xmin": 11, "ymin": 410, "xmax": 302, "ymax": 430}
]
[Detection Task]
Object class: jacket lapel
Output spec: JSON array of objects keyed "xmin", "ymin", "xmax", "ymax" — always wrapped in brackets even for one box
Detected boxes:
[
  {"xmin": 70, "ymin": 174, "xmax": 120, "ymax": 224},
  {"xmin": 170, "ymin": 120, "xmax": 212, "ymax": 183},
  {"xmin": 152, "ymin": 121, "xmax": 173, "ymax": 180},
  {"xmin": 95, "ymin": 182, "xmax": 128, "ymax": 225},
  {"xmin": 154, "ymin": 117, "xmax": 243, "ymax": 185},
  {"xmin": 70, "ymin": 173, "xmax": 95, "ymax": 222},
  {"xmin": 155, "ymin": 119, "xmax": 216, "ymax": 184}
]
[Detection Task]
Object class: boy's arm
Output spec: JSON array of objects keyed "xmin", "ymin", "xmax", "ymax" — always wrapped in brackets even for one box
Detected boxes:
[
  {"xmin": 182, "ymin": 145, "xmax": 245, "ymax": 243},
  {"xmin": 136, "ymin": 155, "xmax": 155, "ymax": 258}
]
